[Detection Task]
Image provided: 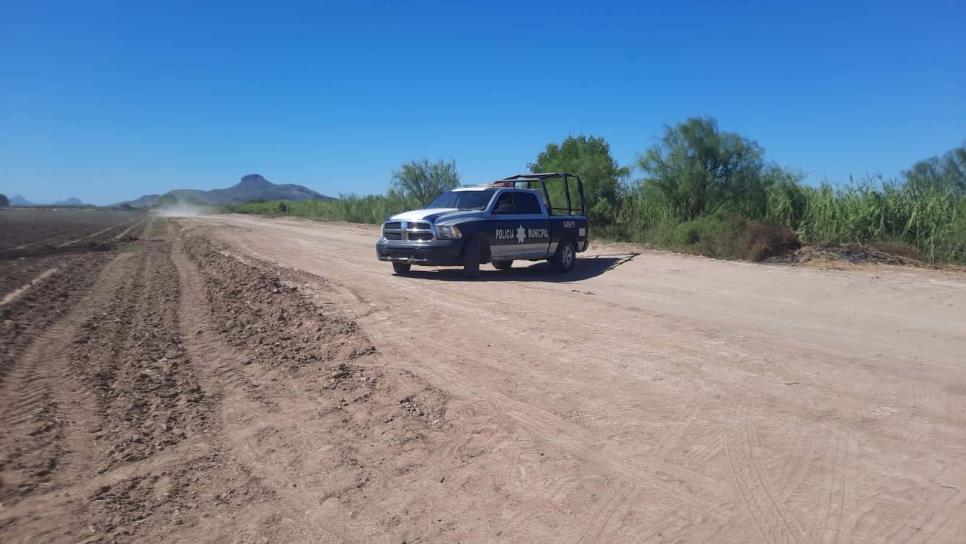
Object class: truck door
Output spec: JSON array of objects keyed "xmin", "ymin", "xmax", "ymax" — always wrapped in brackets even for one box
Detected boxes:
[
  {"xmin": 489, "ymin": 190, "xmax": 551, "ymax": 260},
  {"xmin": 489, "ymin": 191, "xmax": 518, "ymax": 260},
  {"xmin": 511, "ymin": 191, "xmax": 552, "ymax": 258}
]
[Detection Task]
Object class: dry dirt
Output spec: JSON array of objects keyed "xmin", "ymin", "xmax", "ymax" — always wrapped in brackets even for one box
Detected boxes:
[{"xmin": 2, "ymin": 212, "xmax": 965, "ymax": 543}]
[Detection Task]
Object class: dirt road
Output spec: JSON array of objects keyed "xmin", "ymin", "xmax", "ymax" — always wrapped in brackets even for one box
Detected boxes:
[
  {"xmin": 196, "ymin": 215, "xmax": 966, "ymax": 543},
  {"xmin": 3, "ymin": 213, "xmax": 965, "ymax": 543}
]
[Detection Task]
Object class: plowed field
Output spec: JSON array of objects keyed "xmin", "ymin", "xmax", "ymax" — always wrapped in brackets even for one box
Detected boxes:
[{"xmin": 2, "ymin": 211, "xmax": 965, "ymax": 543}]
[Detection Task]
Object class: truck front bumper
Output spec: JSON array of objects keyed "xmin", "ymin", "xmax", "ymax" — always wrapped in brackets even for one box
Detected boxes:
[{"xmin": 376, "ymin": 239, "xmax": 463, "ymax": 266}]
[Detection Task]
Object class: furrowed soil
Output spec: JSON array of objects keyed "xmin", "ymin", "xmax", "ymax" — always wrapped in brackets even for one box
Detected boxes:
[{"xmin": 2, "ymin": 212, "xmax": 965, "ymax": 543}]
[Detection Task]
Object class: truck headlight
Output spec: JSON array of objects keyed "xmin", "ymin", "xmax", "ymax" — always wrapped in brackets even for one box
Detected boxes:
[{"xmin": 436, "ymin": 225, "xmax": 462, "ymax": 239}]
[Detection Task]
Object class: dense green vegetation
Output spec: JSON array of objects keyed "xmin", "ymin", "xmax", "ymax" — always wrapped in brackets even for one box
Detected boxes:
[
  {"xmin": 229, "ymin": 117, "xmax": 966, "ymax": 264},
  {"xmin": 528, "ymin": 135, "xmax": 629, "ymax": 224},
  {"xmin": 390, "ymin": 158, "xmax": 461, "ymax": 205},
  {"xmin": 234, "ymin": 194, "xmax": 412, "ymax": 225}
]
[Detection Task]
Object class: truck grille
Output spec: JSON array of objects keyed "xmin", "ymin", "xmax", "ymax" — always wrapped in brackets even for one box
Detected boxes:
[{"xmin": 382, "ymin": 221, "xmax": 433, "ymax": 241}]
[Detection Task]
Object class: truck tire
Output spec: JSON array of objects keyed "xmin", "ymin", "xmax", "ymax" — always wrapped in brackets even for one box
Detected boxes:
[
  {"xmin": 551, "ymin": 240, "xmax": 577, "ymax": 272},
  {"xmin": 463, "ymin": 238, "xmax": 484, "ymax": 278},
  {"xmin": 492, "ymin": 260, "xmax": 513, "ymax": 270},
  {"xmin": 392, "ymin": 262, "xmax": 411, "ymax": 274}
]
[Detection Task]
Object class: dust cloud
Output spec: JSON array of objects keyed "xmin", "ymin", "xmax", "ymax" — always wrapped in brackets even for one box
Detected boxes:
[{"xmin": 153, "ymin": 203, "xmax": 212, "ymax": 217}]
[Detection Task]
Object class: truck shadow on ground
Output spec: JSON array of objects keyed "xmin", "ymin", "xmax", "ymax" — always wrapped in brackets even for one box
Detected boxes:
[{"xmin": 401, "ymin": 253, "xmax": 639, "ymax": 283}]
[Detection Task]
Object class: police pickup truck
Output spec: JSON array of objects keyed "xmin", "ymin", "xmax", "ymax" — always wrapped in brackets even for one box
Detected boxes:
[{"xmin": 376, "ymin": 172, "xmax": 589, "ymax": 277}]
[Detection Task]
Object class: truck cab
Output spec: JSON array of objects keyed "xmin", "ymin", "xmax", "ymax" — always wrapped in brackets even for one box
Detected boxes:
[{"xmin": 376, "ymin": 173, "xmax": 589, "ymax": 277}]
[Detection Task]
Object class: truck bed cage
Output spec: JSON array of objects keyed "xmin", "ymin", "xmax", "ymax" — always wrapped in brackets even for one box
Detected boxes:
[{"xmin": 497, "ymin": 172, "xmax": 586, "ymax": 216}]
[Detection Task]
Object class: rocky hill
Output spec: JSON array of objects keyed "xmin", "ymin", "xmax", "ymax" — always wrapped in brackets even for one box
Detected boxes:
[
  {"xmin": 119, "ymin": 174, "xmax": 333, "ymax": 208},
  {"xmin": 9, "ymin": 195, "xmax": 34, "ymax": 206},
  {"xmin": 5, "ymin": 195, "xmax": 86, "ymax": 206}
]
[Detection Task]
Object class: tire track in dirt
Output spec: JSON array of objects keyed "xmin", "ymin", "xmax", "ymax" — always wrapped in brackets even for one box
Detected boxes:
[
  {"xmin": 114, "ymin": 217, "xmax": 147, "ymax": 240},
  {"xmin": 0, "ymin": 253, "xmax": 140, "ymax": 541},
  {"xmin": 0, "ymin": 218, "xmax": 458, "ymax": 543},
  {"xmin": 0, "ymin": 253, "xmax": 112, "ymax": 384},
  {"xmin": 75, "ymin": 239, "xmax": 211, "ymax": 472},
  {"xmin": 0, "ymin": 257, "xmax": 56, "ymax": 298},
  {"xmin": 574, "ymin": 482, "xmax": 639, "ymax": 543},
  {"xmin": 312, "ymin": 270, "xmax": 738, "ymax": 540},
  {"xmin": 276, "ymin": 267, "xmax": 711, "ymax": 538},
  {"xmin": 5, "ymin": 223, "xmax": 110, "ymax": 251},
  {"xmin": 170, "ymin": 238, "xmax": 347, "ymax": 541},
  {"xmin": 887, "ymin": 486, "xmax": 966, "ymax": 543},
  {"xmin": 0, "ymin": 267, "xmax": 59, "ymax": 306},
  {"xmin": 724, "ymin": 402, "xmax": 811, "ymax": 544},
  {"xmin": 68, "ymin": 227, "xmax": 273, "ymax": 544},
  {"xmin": 170, "ymin": 228, "xmax": 478, "ymax": 541},
  {"xmin": 768, "ymin": 385, "xmax": 821, "ymax": 504},
  {"xmin": 54, "ymin": 217, "xmax": 144, "ymax": 248},
  {"xmin": 818, "ymin": 432, "xmax": 852, "ymax": 544},
  {"xmin": 6, "ymin": 217, "xmax": 464, "ymax": 543},
  {"xmin": 1, "ymin": 221, "xmax": 262, "ymax": 544},
  {"xmin": 56, "ymin": 224, "xmax": 121, "ymax": 247},
  {"xmin": 182, "ymin": 215, "xmax": 966, "ymax": 542}
]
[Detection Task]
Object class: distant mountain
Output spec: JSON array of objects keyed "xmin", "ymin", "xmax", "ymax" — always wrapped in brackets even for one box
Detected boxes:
[
  {"xmin": 4, "ymin": 195, "xmax": 86, "ymax": 206},
  {"xmin": 119, "ymin": 174, "xmax": 333, "ymax": 208},
  {"xmin": 120, "ymin": 194, "xmax": 163, "ymax": 208}
]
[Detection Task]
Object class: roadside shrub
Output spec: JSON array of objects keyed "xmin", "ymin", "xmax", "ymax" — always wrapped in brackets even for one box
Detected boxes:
[
  {"xmin": 743, "ymin": 221, "xmax": 799, "ymax": 261},
  {"xmin": 643, "ymin": 214, "xmax": 797, "ymax": 261}
]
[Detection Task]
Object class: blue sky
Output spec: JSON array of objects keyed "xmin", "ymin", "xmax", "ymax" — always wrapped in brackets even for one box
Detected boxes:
[{"xmin": 1, "ymin": 0, "xmax": 964, "ymax": 204}]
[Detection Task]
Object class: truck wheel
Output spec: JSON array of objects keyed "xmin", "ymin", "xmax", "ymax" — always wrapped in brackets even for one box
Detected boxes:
[
  {"xmin": 463, "ymin": 238, "xmax": 483, "ymax": 278},
  {"xmin": 492, "ymin": 260, "xmax": 513, "ymax": 270},
  {"xmin": 392, "ymin": 262, "xmax": 411, "ymax": 274},
  {"xmin": 552, "ymin": 241, "xmax": 577, "ymax": 272}
]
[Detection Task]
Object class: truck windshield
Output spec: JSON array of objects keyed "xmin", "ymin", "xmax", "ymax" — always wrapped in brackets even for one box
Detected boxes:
[{"xmin": 425, "ymin": 189, "xmax": 495, "ymax": 210}]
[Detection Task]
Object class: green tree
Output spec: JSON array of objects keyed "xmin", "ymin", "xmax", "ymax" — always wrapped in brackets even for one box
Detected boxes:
[
  {"xmin": 637, "ymin": 117, "xmax": 777, "ymax": 221},
  {"xmin": 529, "ymin": 135, "xmax": 630, "ymax": 224},
  {"xmin": 392, "ymin": 159, "xmax": 461, "ymax": 206},
  {"xmin": 0, "ymin": 193, "xmax": 9, "ymax": 208},
  {"xmin": 904, "ymin": 145, "xmax": 966, "ymax": 195}
]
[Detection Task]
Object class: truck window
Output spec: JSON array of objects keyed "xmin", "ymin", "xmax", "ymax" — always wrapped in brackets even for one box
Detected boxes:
[
  {"xmin": 426, "ymin": 189, "xmax": 495, "ymax": 210},
  {"xmin": 493, "ymin": 192, "xmax": 514, "ymax": 214},
  {"xmin": 512, "ymin": 192, "xmax": 542, "ymax": 214}
]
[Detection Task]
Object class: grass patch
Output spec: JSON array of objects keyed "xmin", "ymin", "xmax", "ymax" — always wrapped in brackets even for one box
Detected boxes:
[{"xmin": 118, "ymin": 242, "xmax": 144, "ymax": 253}]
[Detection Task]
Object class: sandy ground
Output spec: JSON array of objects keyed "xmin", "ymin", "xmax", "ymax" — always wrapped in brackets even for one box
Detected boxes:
[{"xmin": 2, "ymin": 213, "xmax": 966, "ymax": 543}]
